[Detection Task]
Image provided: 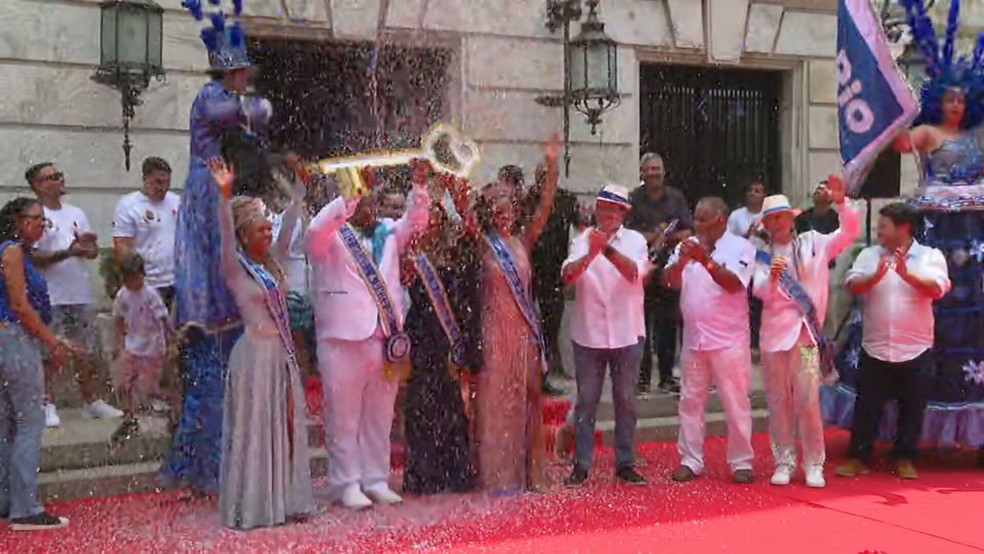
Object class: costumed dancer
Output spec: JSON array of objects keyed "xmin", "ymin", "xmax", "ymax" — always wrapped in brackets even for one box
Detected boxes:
[
  {"xmin": 475, "ymin": 134, "xmax": 560, "ymax": 494},
  {"xmin": 402, "ymin": 168, "xmax": 483, "ymax": 495},
  {"xmin": 822, "ymin": 0, "xmax": 984, "ymax": 456},
  {"xmin": 306, "ymin": 163, "xmax": 430, "ymax": 510},
  {"xmin": 752, "ymin": 175, "xmax": 860, "ymax": 489},
  {"xmin": 164, "ymin": 0, "xmax": 274, "ymax": 493},
  {"xmin": 208, "ymin": 158, "xmax": 314, "ymax": 530}
]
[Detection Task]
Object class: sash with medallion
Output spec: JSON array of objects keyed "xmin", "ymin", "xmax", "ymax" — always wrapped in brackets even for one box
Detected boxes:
[
  {"xmin": 238, "ymin": 254, "xmax": 299, "ymax": 458},
  {"xmin": 755, "ymin": 247, "xmax": 836, "ymax": 379},
  {"xmin": 339, "ymin": 224, "xmax": 411, "ymax": 380},
  {"xmin": 412, "ymin": 252, "xmax": 467, "ymax": 370},
  {"xmin": 482, "ymin": 232, "xmax": 548, "ymax": 375}
]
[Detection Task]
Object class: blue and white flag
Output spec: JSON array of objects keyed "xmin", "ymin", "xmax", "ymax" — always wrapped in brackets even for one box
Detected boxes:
[{"xmin": 837, "ymin": 0, "xmax": 920, "ymax": 195}]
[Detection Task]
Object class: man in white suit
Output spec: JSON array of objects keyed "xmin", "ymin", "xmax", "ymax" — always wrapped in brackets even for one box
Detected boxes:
[{"xmin": 306, "ymin": 165, "xmax": 430, "ymax": 509}]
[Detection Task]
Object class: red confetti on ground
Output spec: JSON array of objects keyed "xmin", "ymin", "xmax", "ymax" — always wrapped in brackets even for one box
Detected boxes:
[{"xmin": 3, "ymin": 430, "xmax": 983, "ymax": 553}]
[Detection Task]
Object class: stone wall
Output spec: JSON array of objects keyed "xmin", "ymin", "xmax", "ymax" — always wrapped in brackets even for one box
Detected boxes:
[{"xmin": 0, "ymin": 0, "xmax": 848, "ymax": 305}]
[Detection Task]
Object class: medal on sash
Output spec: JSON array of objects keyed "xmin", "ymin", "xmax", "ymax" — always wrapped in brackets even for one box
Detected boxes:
[
  {"xmin": 756, "ymin": 247, "xmax": 837, "ymax": 379},
  {"xmin": 339, "ymin": 224, "xmax": 411, "ymax": 380},
  {"xmin": 483, "ymin": 232, "xmax": 548, "ymax": 375}
]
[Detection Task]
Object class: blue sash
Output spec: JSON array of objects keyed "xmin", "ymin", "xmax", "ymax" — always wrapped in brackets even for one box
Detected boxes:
[
  {"xmin": 483, "ymin": 232, "xmax": 547, "ymax": 375},
  {"xmin": 755, "ymin": 248, "xmax": 836, "ymax": 378},
  {"xmin": 237, "ymin": 254, "xmax": 298, "ymax": 458},
  {"xmin": 413, "ymin": 253, "xmax": 466, "ymax": 367},
  {"xmin": 339, "ymin": 224, "xmax": 403, "ymax": 338}
]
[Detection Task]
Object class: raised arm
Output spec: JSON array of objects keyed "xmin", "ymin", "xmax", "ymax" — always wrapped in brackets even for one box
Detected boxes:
[
  {"xmin": 272, "ymin": 176, "xmax": 306, "ymax": 265},
  {"xmin": 814, "ymin": 175, "xmax": 861, "ymax": 260},
  {"xmin": 522, "ymin": 133, "xmax": 562, "ymax": 250},
  {"xmin": 393, "ymin": 161, "xmax": 433, "ymax": 251},
  {"xmin": 305, "ymin": 191, "xmax": 361, "ymax": 261}
]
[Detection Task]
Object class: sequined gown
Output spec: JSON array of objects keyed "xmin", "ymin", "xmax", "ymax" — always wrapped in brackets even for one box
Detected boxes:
[
  {"xmin": 822, "ymin": 132, "xmax": 984, "ymax": 449},
  {"xmin": 402, "ymin": 242, "xmax": 483, "ymax": 495},
  {"xmin": 217, "ymin": 196, "xmax": 313, "ymax": 530},
  {"xmin": 476, "ymin": 234, "xmax": 546, "ymax": 493},
  {"xmin": 163, "ymin": 80, "xmax": 271, "ymax": 492}
]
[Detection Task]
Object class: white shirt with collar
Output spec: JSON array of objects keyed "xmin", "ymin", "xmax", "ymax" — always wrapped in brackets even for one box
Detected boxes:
[
  {"xmin": 562, "ymin": 226, "xmax": 649, "ymax": 349},
  {"xmin": 752, "ymin": 201, "xmax": 862, "ymax": 353},
  {"xmin": 845, "ymin": 240, "xmax": 950, "ymax": 363},
  {"xmin": 669, "ymin": 232, "xmax": 757, "ymax": 351}
]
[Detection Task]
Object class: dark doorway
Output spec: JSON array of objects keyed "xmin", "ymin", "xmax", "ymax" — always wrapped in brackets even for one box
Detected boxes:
[
  {"xmin": 249, "ymin": 38, "xmax": 452, "ymax": 160},
  {"xmin": 640, "ymin": 64, "xmax": 783, "ymax": 209}
]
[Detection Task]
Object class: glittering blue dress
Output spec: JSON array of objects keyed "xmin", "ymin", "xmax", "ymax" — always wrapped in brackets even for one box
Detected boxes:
[
  {"xmin": 822, "ymin": 132, "xmax": 984, "ymax": 449},
  {"xmin": 162, "ymin": 80, "xmax": 271, "ymax": 492}
]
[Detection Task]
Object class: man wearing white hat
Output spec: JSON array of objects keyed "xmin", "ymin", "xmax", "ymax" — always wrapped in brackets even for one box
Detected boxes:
[
  {"xmin": 561, "ymin": 185, "xmax": 649, "ymax": 487},
  {"xmin": 752, "ymin": 175, "xmax": 860, "ymax": 488}
]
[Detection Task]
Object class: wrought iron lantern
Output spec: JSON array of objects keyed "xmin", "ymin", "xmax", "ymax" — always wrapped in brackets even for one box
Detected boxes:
[
  {"xmin": 92, "ymin": 0, "xmax": 166, "ymax": 171},
  {"xmin": 897, "ymin": 41, "xmax": 929, "ymax": 85},
  {"xmin": 568, "ymin": 0, "xmax": 619, "ymax": 134},
  {"xmin": 537, "ymin": 0, "xmax": 620, "ymax": 176}
]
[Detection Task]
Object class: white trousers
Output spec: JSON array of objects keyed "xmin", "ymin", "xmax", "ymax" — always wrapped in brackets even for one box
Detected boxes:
[
  {"xmin": 317, "ymin": 337, "xmax": 397, "ymax": 497},
  {"xmin": 678, "ymin": 346, "xmax": 754, "ymax": 474},
  {"xmin": 760, "ymin": 337, "xmax": 825, "ymax": 470}
]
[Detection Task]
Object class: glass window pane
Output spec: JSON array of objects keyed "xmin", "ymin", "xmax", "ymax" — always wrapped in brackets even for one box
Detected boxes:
[
  {"xmin": 101, "ymin": 8, "xmax": 118, "ymax": 65},
  {"xmin": 570, "ymin": 44, "xmax": 587, "ymax": 94},
  {"xmin": 118, "ymin": 9, "xmax": 148, "ymax": 65},
  {"xmin": 148, "ymin": 12, "xmax": 163, "ymax": 67}
]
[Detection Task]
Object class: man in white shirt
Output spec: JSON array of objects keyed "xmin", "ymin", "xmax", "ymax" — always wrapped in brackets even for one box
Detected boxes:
[
  {"xmin": 112, "ymin": 157, "xmax": 181, "ymax": 308},
  {"xmin": 561, "ymin": 185, "xmax": 649, "ymax": 487},
  {"xmin": 664, "ymin": 197, "xmax": 757, "ymax": 484},
  {"xmin": 727, "ymin": 180, "xmax": 768, "ymax": 247},
  {"xmin": 27, "ymin": 162, "xmax": 124, "ymax": 427},
  {"xmin": 836, "ymin": 202, "xmax": 950, "ymax": 480},
  {"xmin": 751, "ymin": 175, "xmax": 860, "ymax": 488}
]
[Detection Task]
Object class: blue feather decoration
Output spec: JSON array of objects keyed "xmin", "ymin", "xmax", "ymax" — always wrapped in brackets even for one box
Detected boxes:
[
  {"xmin": 233, "ymin": 0, "xmax": 244, "ymax": 16},
  {"xmin": 209, "ymin": 11, "xmax": 225, "ymax": 32},
  {"xmin": 942, "ymin": 0, "xmax": 960, "ymax": 69},
  {"xmin": 973, "ymin": 32, "xmax": 984, "ymax": 70},
  {"xmin": 901, "ymin": 0, "xmax": 942, "ymax": 78},
  {"xmin": 200, "ymin": 27, "xmax": 220, "ymax": 51},
  {"xmin": 181, "ymin": 0, "xmax": 204, "ymax": 20},
  {"xmin": 229, "ymin": 23, "xmax": 245, "ymax": 48}
]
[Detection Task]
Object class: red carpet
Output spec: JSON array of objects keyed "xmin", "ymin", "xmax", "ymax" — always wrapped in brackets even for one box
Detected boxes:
[{"xmin": 3, "ymin": 430, "xmax": 983, "ymax": 553}]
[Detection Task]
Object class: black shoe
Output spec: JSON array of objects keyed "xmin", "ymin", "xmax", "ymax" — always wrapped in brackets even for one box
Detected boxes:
[
  {"xmin": 636, "ymin": 382, "xmax": 651, "ymax": 396},
  {"xmin": 10, "ymin": 512, "xmax": 69, "ymax": 531},
  {"xmin": 542, "ymin": 381, "xmax": 565, "ymax": 396},
  {"xmin": 657, "ymin": 379, "xmax": 680, "ymax": 394},
  {"xmin": 565, "ymin": 466, "xmax": 589, "ymax": 488},
  {"xmin": 616, "ymin": 467, "xmax": 646, "ymax": 485}
]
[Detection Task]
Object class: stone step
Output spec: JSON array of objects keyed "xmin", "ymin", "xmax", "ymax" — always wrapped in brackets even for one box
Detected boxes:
[
  {"xmin": 598, "ymin": 408, "xmax": 771, "ymax": 446},
  {"xmin": 594, "ymin": 389, "xmax": 769, "ymax": 421},
  {"xmin": 39, "ymin": 449, "xmax": 329, "ymax": 504}
]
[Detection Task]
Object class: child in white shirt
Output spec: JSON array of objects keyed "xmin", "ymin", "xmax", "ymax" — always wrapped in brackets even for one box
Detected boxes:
[{"xmin": 111, "ymin": 255, "xmax": 173, "ymax": 443}]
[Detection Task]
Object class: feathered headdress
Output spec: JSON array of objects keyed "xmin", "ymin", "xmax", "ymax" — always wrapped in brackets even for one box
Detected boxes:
[
  {"xmin": 182, "ymin": 0, "xmax": 251, "ymax": 71},
  {"xmin": 901, "ymin": 0, "xmax": 984, "ymax": 128}
]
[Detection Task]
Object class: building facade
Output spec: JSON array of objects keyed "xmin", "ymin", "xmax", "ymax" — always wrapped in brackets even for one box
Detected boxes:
[{"xmin": 2, "ymin": 0, "xmax": 981, "ymax": 255}]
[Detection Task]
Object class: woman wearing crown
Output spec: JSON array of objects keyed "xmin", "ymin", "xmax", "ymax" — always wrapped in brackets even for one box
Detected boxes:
[
  {"xmin": 163, "ymin": 1, "xmax": 276, "ymax": 493},
  {"xmin": 823, "ymin": 0, "xmax": 984, "ymax": 465}
]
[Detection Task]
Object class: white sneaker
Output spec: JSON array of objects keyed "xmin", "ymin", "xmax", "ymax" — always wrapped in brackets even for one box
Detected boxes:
[
  {"xmin": 82, "ymin": 400, "xmax": 124, "ymax": 420},
  {"xmin": 805, "ymin": 467, "xmax": 826, "ymax": 488},
  {"xmin": 770, "ymin": 466, "xmax": 792, "ymax": 486},
  {"xmin": 339, "ymin": 485, "xmax": 372, "ymax": 510},
  {"xmin": 363, "ymin": 484, "xmax": 403, "ymax": 505},
  {"xmin": 43, "ymin": 403, "xmax": 60, "ymax": 428}
]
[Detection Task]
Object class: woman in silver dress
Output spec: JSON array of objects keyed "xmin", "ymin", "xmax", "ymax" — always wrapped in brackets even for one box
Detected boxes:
[{"xmin": 209, "ymin": 158, "xmax": 315, "ymax": 530}]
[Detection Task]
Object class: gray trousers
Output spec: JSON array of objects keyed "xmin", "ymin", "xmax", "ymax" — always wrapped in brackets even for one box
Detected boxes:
[
  {"xmin": 0, "ymin": 324, "xmax": 46, "ymax": 519},
  {"xmin": 572, "ymin": 339, "xmax": 644, "ymax": 471}
]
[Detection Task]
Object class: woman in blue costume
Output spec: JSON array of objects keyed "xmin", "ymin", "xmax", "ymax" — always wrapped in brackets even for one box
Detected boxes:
[
  {"xmin": 162, "ymin": 0, "xmax": 275, "ymax": 493},
  {"xmin": 822, "ymin": 0, "xmax": 984, "ymax": 455}
]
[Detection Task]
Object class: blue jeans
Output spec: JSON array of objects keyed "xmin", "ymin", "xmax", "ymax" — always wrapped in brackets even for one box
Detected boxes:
[
  {"xmin": 0, "ymin": 324, "xmax": 46, "ymax": 518},
  {"xmin": 572, "ymin": 339, "xmax": 644, "ymax": 471}
]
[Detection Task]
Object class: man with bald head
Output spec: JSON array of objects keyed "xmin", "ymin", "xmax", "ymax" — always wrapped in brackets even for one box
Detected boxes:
[{"xmin": 663, "ymin": 196, "xmax": 757, "ymax": 484}]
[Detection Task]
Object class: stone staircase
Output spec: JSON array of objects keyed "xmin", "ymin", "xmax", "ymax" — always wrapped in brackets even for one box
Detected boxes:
[{"xmin": 38, "ymin": 375, "xmax": 769, "ymax": 503}]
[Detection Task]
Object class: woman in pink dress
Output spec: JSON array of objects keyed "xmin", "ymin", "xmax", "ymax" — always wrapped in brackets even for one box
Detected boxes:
[{"xmin": 475, "ymin": 134, "xmax": 560, "ymax": 493}]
